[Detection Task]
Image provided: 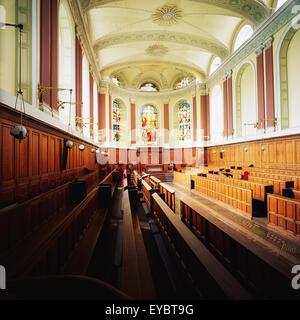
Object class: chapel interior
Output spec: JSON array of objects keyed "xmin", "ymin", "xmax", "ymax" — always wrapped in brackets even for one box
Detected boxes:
[{"xmin": 0, "ymin": 0, "xmax": 300, "ymax": 300}]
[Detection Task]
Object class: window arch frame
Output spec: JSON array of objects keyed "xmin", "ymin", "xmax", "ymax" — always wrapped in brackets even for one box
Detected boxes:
[
  {"xmin": 232, "ymin": 23, "xmax": 254, "ymax": 52},
  {"xmin": 58, "ymin": 0, "xmax": 76, "ymax": 127}
]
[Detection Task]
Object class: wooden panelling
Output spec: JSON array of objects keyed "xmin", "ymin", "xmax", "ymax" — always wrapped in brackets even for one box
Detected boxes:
[
  {"xmin": 0, "ymin": 104, "xmax": 99, "ymax": 206},
  {"xmin": 207, "ymin": 135, "xmax": 300, "ymax": 170}
]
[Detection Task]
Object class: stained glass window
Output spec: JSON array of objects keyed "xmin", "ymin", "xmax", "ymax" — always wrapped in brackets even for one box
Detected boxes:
[
  {"xmin": 141, "ymin": 105, "xmax": 159, "ymax": 144},
  {"xmin": 178, "ymin": 101, "xmax": 191, "ymax": 141},
  {"xmin": 112, "ymin": 100, "xmax": 121, "ymax": 142}
]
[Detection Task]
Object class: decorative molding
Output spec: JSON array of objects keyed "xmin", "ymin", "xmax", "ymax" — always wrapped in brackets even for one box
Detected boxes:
[
  {"xmin": 80, "ymin": 0, "xmax": 269, "ymax": 25},
  {"xmin": 93, "ymin": 30, "xmax": 229, "ymax": 59},
  {"xmin": 146, "ymin": 44, "xmax": 169, "ymax": 56},
  {"xmin": 68, "ymin": 0, "xmax": 100, "ymax": 85},
  {"xmin": 152, "ymin": 4, "xmax": 183, "ymax": 26}
]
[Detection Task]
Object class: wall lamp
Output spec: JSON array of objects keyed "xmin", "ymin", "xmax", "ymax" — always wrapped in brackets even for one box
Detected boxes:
[{"xmin": 79, "ymin": 144, "xmax": 85, "ymax": 151}]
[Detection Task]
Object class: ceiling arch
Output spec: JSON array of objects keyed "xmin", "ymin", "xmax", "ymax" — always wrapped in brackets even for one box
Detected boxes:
[
  {"xmin": 93, "ymin": 30, "xmax": 229, "ymax": 59},
  {"xmin": 81, "ymin": 0, "xmax": 270, "ymax": 25}
]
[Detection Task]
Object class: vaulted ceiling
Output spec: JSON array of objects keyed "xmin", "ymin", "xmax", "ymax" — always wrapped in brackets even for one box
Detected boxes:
[{"xmin": 79, "ymin": 0, "xmax": 274, "ymax": 89}]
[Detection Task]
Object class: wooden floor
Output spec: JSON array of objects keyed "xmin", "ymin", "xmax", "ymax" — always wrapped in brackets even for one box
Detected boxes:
[{"xmin": 167, "ymin": 182, "xmax": 300, "ymax": 267}]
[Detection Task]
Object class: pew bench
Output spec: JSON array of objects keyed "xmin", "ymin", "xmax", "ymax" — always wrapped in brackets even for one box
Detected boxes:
[
  {"xmin": 159, "ymin": 182, "xmax": 176, "ymax": 211},
  {"xmin": 180, "ymin": 198, "xmax": 298, "ymax": 299},
  {"xmin": 152, "ymin": 193, "xmax": 251, "ymax": 299},
  {"xmin": 267, "ymin": 193, "xmax": 300, "ymax": 237},
  {"xmin": 193, "ymin": 175, "xmax": 253, "ymax": 218}
]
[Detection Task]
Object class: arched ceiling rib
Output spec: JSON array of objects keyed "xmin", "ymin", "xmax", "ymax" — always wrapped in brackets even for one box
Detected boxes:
[
  {"xmin": 93, "ymin": 30, "xmax": 229, "ymax": 59},
  {"xmin": 78, "ymin": 0, "xmax": 273, "ymax": 89},
  {"xmin": 81, "ymin": 0, "xmax": 270, "ymax": 25}
]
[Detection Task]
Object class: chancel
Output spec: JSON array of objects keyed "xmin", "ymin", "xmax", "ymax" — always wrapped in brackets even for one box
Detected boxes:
[{"xmin": 0, "ymin": 0, "xmax": 300, "ymax": 301}]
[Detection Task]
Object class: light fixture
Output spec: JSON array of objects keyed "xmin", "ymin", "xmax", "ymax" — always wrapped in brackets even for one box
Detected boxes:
[
  {"xmin": 261, "ymin": 146, "xmax": 265, "ymax": 152},
  {"xmin": 244, "ymin": 147, "xmax": 248, "ymax": 152},
  {"xmin": 221, "ymin": 149, "xmax": 225, "ymax": 153},
  {"xmin": 95, "ymin": 149, "xmax": 100, "ymax": 154},
  {"xmin": 10, "ymin": 125, "xmax": 27, "ymax": 140},
  {"xmin": 91, "ymin": 148, "xmax": 95, "ymax": 153},
  {"xmin": 65, "ymin": 140, "xmax": 74, "ymax": 149},
  {"xmin": 213, "ymin": 150, "xmax": 216, "ymax": 154},
  {"xmin": 1, "ymin": 22, "xmax": 28, "ymax": 140},
  {"xmin": 79, "ymin": 144, "xmax": 85, "ymax": 151}
]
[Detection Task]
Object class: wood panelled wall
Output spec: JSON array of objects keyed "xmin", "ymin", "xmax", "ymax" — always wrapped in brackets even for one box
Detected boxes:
[
  {"xmin": 206, "ymin": 135, "xmax": 300, "ymax": 171},
  {"xmin": 0, "ymin": 104, "xmax": 98, "ymax": 206}
]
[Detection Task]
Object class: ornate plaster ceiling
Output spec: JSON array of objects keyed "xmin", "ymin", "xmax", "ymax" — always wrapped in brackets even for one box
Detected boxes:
[{"xmin": 79, "ymin": 0, "xmax": 273, "ymax": 89}]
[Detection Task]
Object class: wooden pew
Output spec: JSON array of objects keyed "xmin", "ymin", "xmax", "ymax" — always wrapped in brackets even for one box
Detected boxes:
[
  {"xmin": 141, "ymin": 179, "xmax": 154, "ymax": 214},
  {"xmin": 193, "ymin": 175, "xmax": 253, "ymax": 218},
  {"xmin": 4, "ymin": 182, "xmax": 103, "ymax": 278},
  {"xmin": 173, "ymin": 171, "xmax": 192, "ymax": 190},
  {"xmin": 152, "ymin": 193, "xmax": 251, "ymax": 299},
  {"xmin": 180, "ymin": 198, "xmax": 297, "ymax": 299},
  {"xmin": 267, "ymin": 194, "xmax": 300, "ymax": 237},
  {"xmin": 149, "ymin": 176, "xmax": 161, "ymax": 190},
  {"xmin": 122, "ymin": 179, "xmax": 156, "ymax": 299},
  {"xmin": 206, "ymin": 173, "xmax": 272, "ymax": 202},
  {"xmin": 99, "ymin": 169, "xmax": 121, "ymax": 208},
  {"xmin": 159, "ymin": 182, "xmax": 176, "ymax": 211}
]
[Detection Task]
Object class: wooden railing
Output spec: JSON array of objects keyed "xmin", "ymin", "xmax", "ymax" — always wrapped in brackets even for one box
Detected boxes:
[
  {"xmin": 268, "ymin": 193, "xmax": 300, "ymax": 236},
  {"xmin": 149, "ymin": 176, "xmax": 161, "ymax": 190},
  {"xmin": 193, "ymin": 175, "xmax": 253, "ymax": 217},
  {"xmin": 159, "ymin": 182, "xmax": 176, "ymax": 211},
  {"xmin": 152, "ymin": 193, "xmax": 251, "ymax": 300},
  {"xmin": 141, "ymin": 179, "xmax": 153, "ymax": 213},
  {"xmin": 180, "ymin": 198, "xmax": 297, "ymax": 299}
]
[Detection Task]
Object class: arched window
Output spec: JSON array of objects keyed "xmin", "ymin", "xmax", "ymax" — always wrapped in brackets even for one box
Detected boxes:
[
  {"xmin": 82, "ymin": 55, "xmax": 90, "ymax": 137},
  {"xmin": 93, "ymin": 81, "xmax": 98, "ymax": 143},
  {"xmin": 140, "ymin": 82, "xmax": 159, "ymax": 92},
  {"xmin": 112, "ymin": 100, "xmax": 121, "ymax": 142},
  {"xmin": 279, "ymin": 28, "xmax": 300, "ymax": 129},
  {"xmin": 209, "ymin": 57, "xmax": 222, "ymax": 75},
  {"xmin": 58, "ymin": 1, "xmax": 76, "ymax": 126},
  {"xmin": 233, "ymin": 25, "xmax": 254, "ymax": 51},
  {"xmin": 140, "ymin": 105, "xmax": 159, "ymax": 144},
  {"xmin": 210, "ymin": 85, "xmax": 223, "ymax": 141},
  {"xmin": 176, "ymin": 100, "xmax": 191, "ymax": 141},
  {"xmin": 236, "ymin": 63, "xmax": 257, "ymax": 137}
]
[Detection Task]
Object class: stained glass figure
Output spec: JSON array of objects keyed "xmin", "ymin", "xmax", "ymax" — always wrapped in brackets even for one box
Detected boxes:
[
  {"xmin": 112, "ymin": 100, "xmax": 121, "ymax": 142},
  {"xmin": 178, "ymin": 101, "xmax": 191, "ymax": 141},
  {"xmin": 141, "ymin": 105, "xmax": 159, "ymax": 144}
]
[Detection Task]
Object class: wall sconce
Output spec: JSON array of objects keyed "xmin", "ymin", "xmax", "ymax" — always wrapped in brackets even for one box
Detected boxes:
[
  {"xmin": 10, "ymin": 125, "xmax": 27, "ymax": 140},
  {"xmin": 91, "ymin": 148, "xmax": 95, "ymax": 153},
  {"xmin": 221, "ymin": 149, "xmax": 225, "ymax": 153},
  {"xmin": 244, "ymin": 147, "xmax": 248, "ymax": 152},
  {"xmin": 213, "ymin": 150, "xmax": 216, "ymax": 154},
  {"xmin": 65, "ymin": 140, "xmax": 74, "ymax": 149},
  {"xmin": 79, "ymin": 144, "xmax": 85, "ymax": 151},
  {"xmin": 261, "ymin": 146, "xmax": 265, "ymax": 152}
]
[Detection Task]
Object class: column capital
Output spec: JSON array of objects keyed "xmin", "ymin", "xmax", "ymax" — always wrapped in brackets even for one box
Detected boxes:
[
  {"xmin": 199, "ymin": 84, "xmax": 207, "ymax": 96},
  {"xmin": 130, "ymin": 98, "xmax": 136, "ymax": 104},
  {"xmin": 264, "ymin": 36, "xmax": 273, "ymax": 49},
  {"xmin": 255, "ymin": 44, "xmax": 265, "ymax": 55},
  {"xmin": 163, "ymin": 97, "xmax": 170, "ymax": 104}
]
